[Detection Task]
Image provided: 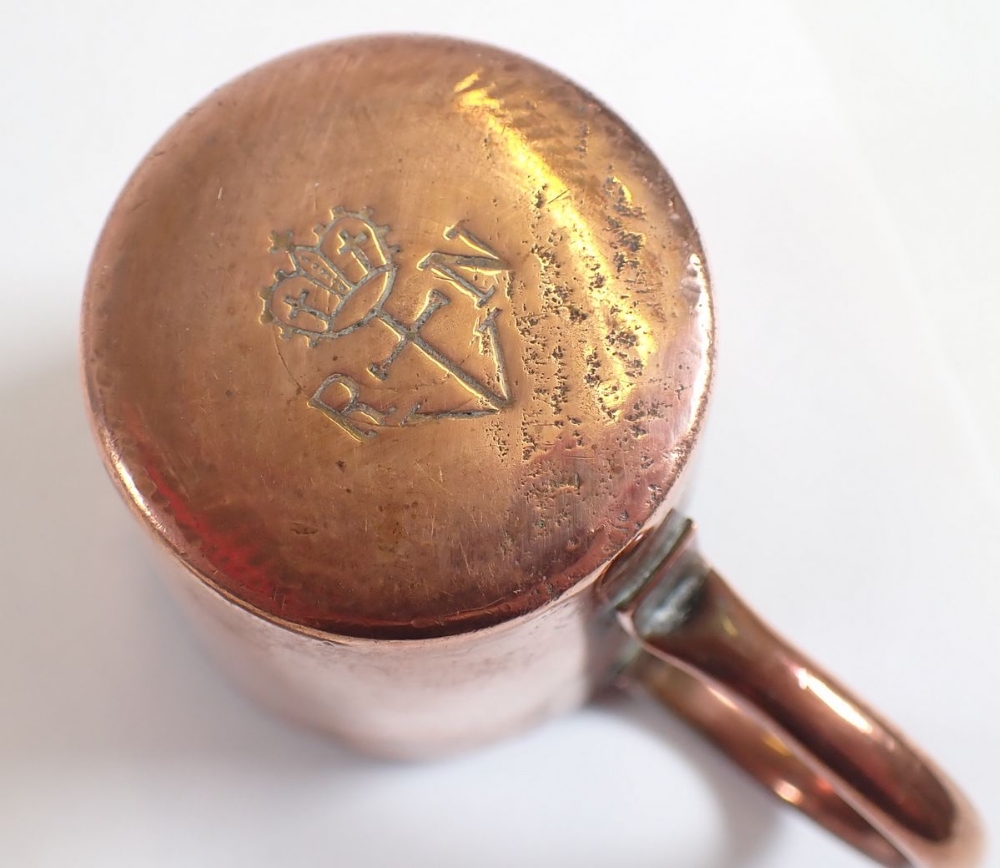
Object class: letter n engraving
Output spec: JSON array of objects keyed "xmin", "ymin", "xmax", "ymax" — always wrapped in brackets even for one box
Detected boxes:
[{"xmin": 417, "ymin": 224, "xmax": 507, "ymax": 307}]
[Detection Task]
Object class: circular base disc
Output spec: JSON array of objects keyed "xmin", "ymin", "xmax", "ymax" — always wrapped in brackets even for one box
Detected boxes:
[{"xmin": 82, "ymin": 35, "xmax": 713, "ymax": 638}]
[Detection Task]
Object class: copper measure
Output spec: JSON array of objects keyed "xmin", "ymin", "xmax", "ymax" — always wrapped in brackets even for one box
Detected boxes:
[{"xmin": 80, "ymin": 35, "xmax": 982, "ymax": 866}]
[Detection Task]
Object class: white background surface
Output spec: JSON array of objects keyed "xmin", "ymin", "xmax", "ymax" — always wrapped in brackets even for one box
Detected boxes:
[{"xmin": 1, "ymin": 2, "xmax": 998, "ymax": 866}]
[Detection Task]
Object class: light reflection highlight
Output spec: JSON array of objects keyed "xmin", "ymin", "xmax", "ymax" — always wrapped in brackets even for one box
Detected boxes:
[
  {"xmin": 795, "ymin": 667, "xmax": 874, "ymax": 735},
  {"xmin": 454, "ymin": 71, "xmax": 655, "ymax": 415},
  {"xmin": 774, "ymin": 780, "xmax": 805, "ymax": 806}
]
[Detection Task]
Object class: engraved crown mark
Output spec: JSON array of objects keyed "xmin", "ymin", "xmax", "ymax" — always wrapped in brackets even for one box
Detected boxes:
[
  {"xmin": 260, "ymin": 206, "xmax": 512, "ymax": 441},
  {"xmin": 261, "ymin": 207, "xmax": 399, "ymax": 346}
]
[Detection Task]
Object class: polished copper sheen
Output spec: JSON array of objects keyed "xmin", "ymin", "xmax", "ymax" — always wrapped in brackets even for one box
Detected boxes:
[{"xmin": 81, "ymin": 35, "xmax": 982, "ymax": 867}]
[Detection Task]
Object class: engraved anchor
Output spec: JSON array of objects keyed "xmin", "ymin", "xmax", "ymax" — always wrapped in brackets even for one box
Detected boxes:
[{"xmin": 261, "ymin": 207, "xmax": 511, "ymax": 441}]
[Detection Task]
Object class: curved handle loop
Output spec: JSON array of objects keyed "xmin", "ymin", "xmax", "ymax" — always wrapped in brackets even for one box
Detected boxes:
[{"xmin": 600, "ymin": 515, "xmax": 983, "ymax": 867}]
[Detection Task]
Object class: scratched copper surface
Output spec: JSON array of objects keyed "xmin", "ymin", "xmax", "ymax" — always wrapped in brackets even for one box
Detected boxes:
[{"xmin": 82, "ymin": 36, "xmax": 714, "ymax": 637}]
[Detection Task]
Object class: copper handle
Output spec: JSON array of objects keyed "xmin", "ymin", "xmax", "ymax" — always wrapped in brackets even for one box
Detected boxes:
[{"xmin": 602, "ymin": 517, "xmax": 983, "ymax": 867}]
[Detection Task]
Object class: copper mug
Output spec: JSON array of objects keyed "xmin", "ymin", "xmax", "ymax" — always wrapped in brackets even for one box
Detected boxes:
[{"xmin": 81, "ymin": 35, "xmax": 981, "ymax": 867}]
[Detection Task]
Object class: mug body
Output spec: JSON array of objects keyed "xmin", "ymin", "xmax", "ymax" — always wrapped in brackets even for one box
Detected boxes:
[
  {"xmin": 167, "ymin": 549, "xmax": 623, "ymax": 758},
  {"xmin": 81, "ymin": 35, "xmax": 714, "ymax": 758}
]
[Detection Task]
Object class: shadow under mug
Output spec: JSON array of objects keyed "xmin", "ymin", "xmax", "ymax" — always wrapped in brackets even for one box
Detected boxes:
[{"xmin": 80, "ymin": 35, "xmax": 981, "ymax": 868}]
